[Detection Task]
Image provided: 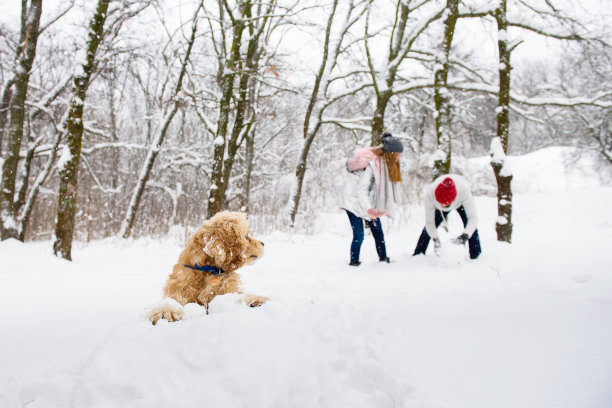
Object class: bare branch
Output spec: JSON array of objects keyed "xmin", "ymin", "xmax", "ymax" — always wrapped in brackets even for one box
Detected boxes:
[{"xmin": 39, "ymin": 0, "xmax": 75, "ymax": 34}]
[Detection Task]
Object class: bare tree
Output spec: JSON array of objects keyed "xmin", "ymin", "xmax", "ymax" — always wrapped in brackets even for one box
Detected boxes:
[
  {"xmin": 120, "ymin": 3, "xmax": 202, "ymax": 239},
  {"xmin": 452, "ymin": 0, "xmax": 610, "ymax": 243},
  {"xmin": 206, "ymin": 0, "xmax": 284, "ymax": 218},
  {"xmin": 218, "ymin": 0, "xmax": 278, "ymax": 215},
  {"xmin": 288, "ymin": 0, "xmax": 371, "ymax": 225},
  {"xmin": 0, "ymin": 0, "xmax": 43, "ymax": 240},
  {"xmin": 489, "ymin": 0, "xmax": 515, "ymax": 243},
  {"xmin": 53, "ymin": 0, "xmax": 113, "ymax": 259},
  {"xmin": 559, "ymin": 42, "xmax": 612, "ymax": 164},
  {"xmin": 365, "ymin": 0, "xmax": 444, "ymax": 145},
  {"xmin": 432, "ymin": 0, "xmax": 459, "ymax": 180}
]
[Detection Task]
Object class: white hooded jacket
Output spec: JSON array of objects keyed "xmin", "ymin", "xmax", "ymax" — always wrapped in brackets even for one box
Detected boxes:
[
  {"xmin": 424, "ymin": 174, "xmax": 478, "ymax": 239},
  {"xmin": 340, "ymin": 148, "xmax": 400, "ymax": 220},
  {"xmin": 341, "ymin": 162, "xmax": 377, "ymax": 220}
]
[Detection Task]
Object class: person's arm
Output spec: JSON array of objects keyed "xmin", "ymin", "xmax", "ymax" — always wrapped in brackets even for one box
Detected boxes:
[
  {"xmin": 424, "ymin": 195, "xmax": 439, "ymax": 239},
  {"xmin": 355, "ymin": 166, "xmax": 375, "ymax": 219}
]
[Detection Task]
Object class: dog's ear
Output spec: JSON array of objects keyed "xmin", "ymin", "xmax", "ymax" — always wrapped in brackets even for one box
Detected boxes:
[
  {"xmin": 202, "ymin": 234, "xmax": 228, "ymax": 265},
  {"xmin": 196, "ymin": 212, "xmax": 250, "ymax": 271}
]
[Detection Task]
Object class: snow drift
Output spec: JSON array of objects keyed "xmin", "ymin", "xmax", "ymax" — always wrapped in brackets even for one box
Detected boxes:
[{"xmin": 1, "ymin": 147, "xmax": 611, "ymax": 408}]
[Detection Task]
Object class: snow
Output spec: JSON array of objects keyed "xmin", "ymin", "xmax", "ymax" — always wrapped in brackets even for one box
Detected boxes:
[
  {"xmin": 499, "ymin": 157, "xmax": 513, "ymax": 177},
  {"xmin": 1, "ymin": 210, "xmax": 17, "ymax": 231},
  {"xmin": 490, "ymin": 136, "xmax": 506, "ymax": 164},
  {"xmin": 71, "ymin": 96, "xmax": 84, "ymax": 107},
  {"xmin": 55, "ymin": 145, "xmax": 73, "ymax": 171},
  {"xmin": 1, "ymin": 148, "xmax": 612, "ymax": 408}
]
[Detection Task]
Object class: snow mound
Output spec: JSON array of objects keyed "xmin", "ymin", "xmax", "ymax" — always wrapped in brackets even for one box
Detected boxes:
[{"xmin": 455, "ymin": 146, "xmax": 610, "ymax": 196}]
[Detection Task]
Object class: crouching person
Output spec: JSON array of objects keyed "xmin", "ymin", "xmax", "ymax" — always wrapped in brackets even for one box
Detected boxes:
[{"xmin": 413, "ymin": 174, "xmax": 482, "ymax": 259}]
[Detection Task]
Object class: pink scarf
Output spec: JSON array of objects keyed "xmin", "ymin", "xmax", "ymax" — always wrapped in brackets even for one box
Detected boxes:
[{"xmin": 346, "ymin": 148, "xmax": 381, "ymax": 190}]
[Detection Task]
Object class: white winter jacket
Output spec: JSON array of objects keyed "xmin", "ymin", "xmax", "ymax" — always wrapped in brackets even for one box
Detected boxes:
[
  {"xmin": 340, "ymin": 162, "xmax": 378, "ymax": 220},
  {"xmin": 424, "ymin": 174, "xmax": 478, "ymax": 239},
  {"xmin": 340, "ymin": 147, "xmax": 401, "ymax": 219}
]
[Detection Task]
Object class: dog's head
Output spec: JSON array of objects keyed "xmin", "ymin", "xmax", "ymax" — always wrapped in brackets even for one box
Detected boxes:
[{"xmin": 186, "ymin": 211, "xmax": 264, "ymax": 272}]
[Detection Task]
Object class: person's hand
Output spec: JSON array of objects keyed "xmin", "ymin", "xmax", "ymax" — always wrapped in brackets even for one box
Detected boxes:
[
  {"xmin": 367, "ymin": 208, "xmax": 381, "ymax": 219},
  {"xmin": 451, "ymin": 233, "xmax": 469, "ymax": 245},
  {"xmin": 433, "ymin": 237, "xmax": 441, "ymax": 256}
]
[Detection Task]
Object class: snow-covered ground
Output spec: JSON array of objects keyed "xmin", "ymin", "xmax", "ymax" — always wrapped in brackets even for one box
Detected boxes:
[{"xmin": 1, "ymin": 147, "xmax": 611, "ymax": 408}]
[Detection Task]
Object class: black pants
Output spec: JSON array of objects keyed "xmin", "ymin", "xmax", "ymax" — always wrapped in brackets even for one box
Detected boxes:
[
  {"xmin": 346, "ymin": 210, "xmax": 387, "ymax": 263},
  {"xmin": 413, "ymin": 206, "xmax": 482, "ymax": 259}
]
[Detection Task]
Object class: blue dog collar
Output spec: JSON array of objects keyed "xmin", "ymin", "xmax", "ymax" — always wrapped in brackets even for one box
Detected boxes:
[{"xmin": 184, "ymin": 263, "xmax": 224, "ymax": 275}]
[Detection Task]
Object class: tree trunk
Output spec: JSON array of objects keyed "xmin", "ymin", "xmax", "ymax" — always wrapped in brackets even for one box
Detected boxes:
[
  {"xmin": 370, "ymin": 92, "xmax": 392, "ymax": 146},
  {"xmin": 18, "ymin": 126, "xmax": 64, "ymax": 241},
  {"xmin": 491, "ymin": 0, "xmax": 514, "ymax": 243},
  {"xmin": 0, "ymin": 79, "xmax": 15, "ymax": 155},
  {"xmin": 290, "ymin": 121, "xmax": 322, "ymax": 224},
  {"xmin": 491, "ymin": 160, "xmax": 513, "ymax": 241},
  {"xmin": 208, "ymin": 0, "xmax": 277, "ymax": 218},
  {"xmin": 53, "ymin": 0, "xmax": 110, "ymax": 259},
  {"xmin": 0, "ymin": 0, "xmax": 42, "ymax": 240},
  {"xmin": 289, "ymin": 0, "xmax": 339, "ymax": 225},
  {"xmin": 241, "ymin": 123, "xmax": 256, "ymax": 212},
  {"xmin": 219, "ymin": 25, "xmax": 256, "ymax": 206},
  {"xmin": 367, "ymin": 1, "xmax": 409, "ymax": 147},
  {"xmin": 207, "ymin": 15, "xmax": 245, "ymax": 218},
  {"xmin": 432, "ymin": 0, "xmax": 458, "ymax": 180},
  {"xmin": 238, "ymin": 58, "xmax": 262, "ymax": 213},
  {"xmin": 120, "ymin": 6, "xmax": 200, "ymax": 238}
]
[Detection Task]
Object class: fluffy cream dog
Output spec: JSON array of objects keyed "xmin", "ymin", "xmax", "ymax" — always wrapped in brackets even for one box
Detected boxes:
[{"xmin": 148, "ymin": 211, "xmax": 268, "ymax": 325}]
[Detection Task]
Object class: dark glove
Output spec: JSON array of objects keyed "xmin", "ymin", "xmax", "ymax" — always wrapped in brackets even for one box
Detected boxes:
[
  {"xmin": 451, "ymin": 233, "xmax": 469, "ymax": 245},
  {"xmin": 433, "ymin": 237, "xmax": 441, "ymax": 255}
]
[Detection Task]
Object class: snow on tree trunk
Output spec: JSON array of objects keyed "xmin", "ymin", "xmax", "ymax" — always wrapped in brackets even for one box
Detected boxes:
[
  {"xmin": 491, "ymin": 0, "xmax": 514, "ymax": 243},
  {"xmin": 53, "ymin": 0, "xmax": 110, "ymax": 259},
  {"xmin": 0, "ymin": 0, "xmax": 42, "ymax": 241}
]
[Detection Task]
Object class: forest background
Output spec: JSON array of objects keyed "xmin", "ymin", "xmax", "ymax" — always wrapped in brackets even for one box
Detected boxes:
[{"xmin": 0, "ymin": 0, "xmax": 610, "ymax": 259}]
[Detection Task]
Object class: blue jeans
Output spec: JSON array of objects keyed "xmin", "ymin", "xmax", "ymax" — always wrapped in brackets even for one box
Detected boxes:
[
  {"xmin": 346, "ymin": 210, "xmax": 387, "ymax": 263},
  {"xmin": 413, "ymin": 206, "xmax": 482, "ymax": 259}
]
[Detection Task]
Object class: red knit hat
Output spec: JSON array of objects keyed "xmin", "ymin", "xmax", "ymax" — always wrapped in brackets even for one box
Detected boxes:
[{"xmin": 435, "ymin": 177, "xmax": 457, "ymax": 206}]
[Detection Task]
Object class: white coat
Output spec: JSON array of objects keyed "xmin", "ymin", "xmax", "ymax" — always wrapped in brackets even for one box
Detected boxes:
[
  {"xmin": 340, "ymin": 147, "xmax": 401, "ymax": 220},
  {"xmin": 424, "ymin": 174, "xmax": 478, "ymax": 239},
  {"xmin": 340, "ymin": 162, "xmax": 378, "ymax": 220}
]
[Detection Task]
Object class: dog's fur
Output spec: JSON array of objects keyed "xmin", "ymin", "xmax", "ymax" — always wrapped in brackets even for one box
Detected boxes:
[{"xmin": 148, "ymin": 211, "xmax": 267, "ymax": 325}]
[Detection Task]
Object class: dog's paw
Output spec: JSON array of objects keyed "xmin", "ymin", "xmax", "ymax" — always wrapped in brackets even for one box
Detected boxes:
[
  {"xmin": 150, "ymin": 309, "xmax": 183, "ymax": 325},
  {"xmin": 240, "ymin": 294, "xmax": 269, "ymax": 308},
  {"xmin": 143, "ymin": 298, "xmax": 184, "ymax": 325}
]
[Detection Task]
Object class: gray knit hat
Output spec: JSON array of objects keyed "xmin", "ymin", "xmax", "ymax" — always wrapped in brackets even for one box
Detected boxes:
[{"xmin": 381, "ymin": 132, "xmax": 404, "ymax": 153}]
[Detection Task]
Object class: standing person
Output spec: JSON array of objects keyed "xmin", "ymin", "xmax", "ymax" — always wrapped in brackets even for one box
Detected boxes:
[
  {"xmin": 340, "ymin": 133, "xmax": 404, "ymax": 266},
  {"xmin": 413, "ymin": 174, "xmax": 482, "ymax": 259}
]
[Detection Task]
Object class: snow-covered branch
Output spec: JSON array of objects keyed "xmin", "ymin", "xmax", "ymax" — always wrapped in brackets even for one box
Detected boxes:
[{"xmin": 450, "ymin": 82, "xmax": 612, "ymax": 108}]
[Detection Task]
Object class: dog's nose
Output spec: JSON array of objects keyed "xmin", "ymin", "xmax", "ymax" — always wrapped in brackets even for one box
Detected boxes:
[{"xmin": 260, "ymin": 240, "xmax": 264, "ymax": 247}]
